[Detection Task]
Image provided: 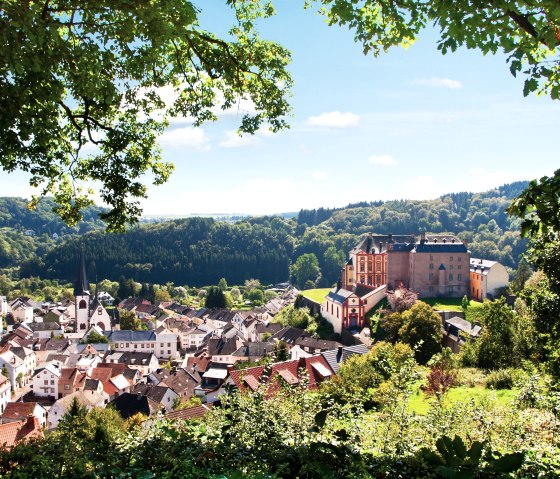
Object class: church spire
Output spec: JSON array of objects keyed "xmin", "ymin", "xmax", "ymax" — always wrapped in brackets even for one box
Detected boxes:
[{"xmin": 74, "ymin": 245, "xmax": 90, "ymax": 297}]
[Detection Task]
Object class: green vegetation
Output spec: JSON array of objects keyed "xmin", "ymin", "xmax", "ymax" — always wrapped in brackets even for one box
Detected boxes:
[
  {"xmin": 421, "ymin": 297, "xmax": 485, "ymax": 313},
  {"xmin": 300, "ymin": 288, "xmax": 331, "ymax": 303}
]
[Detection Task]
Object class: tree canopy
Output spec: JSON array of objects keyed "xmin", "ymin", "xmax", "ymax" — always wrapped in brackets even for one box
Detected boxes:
[
  {"xmin": 2, "ymin": 2, "xmax": 558, "ymax": 230},
  {"xmin": 1, "ymin": 1, "xmax": 291, "ymax": 231}
]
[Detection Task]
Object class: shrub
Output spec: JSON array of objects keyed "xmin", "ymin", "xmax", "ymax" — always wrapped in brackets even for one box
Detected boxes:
[{"xmin": 485, "ymin": 369, "xmax": 517, "ymax": 390}]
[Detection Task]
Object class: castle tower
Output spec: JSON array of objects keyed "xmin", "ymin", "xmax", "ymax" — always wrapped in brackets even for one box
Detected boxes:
[{"xmin": 74, "ymin": 247, "xmax": 91, "ymax": 332}]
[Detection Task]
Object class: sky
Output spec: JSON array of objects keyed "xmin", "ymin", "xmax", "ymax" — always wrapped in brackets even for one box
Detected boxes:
[{"xmin": 2, "ymin": 2, "xmax": 558, "ymax": 216}]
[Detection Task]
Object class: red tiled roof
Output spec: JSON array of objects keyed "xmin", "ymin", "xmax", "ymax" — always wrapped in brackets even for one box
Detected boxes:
[
  {"xmin": 228, "ymin": 356, "xmax": 335, "ymax": 397},
  {"xmin": 0, "ymin": 417, "xmax": 44, "ymax": 450},
  {"xmin": 2, "ymin": 402, "xmax": 36, "ymax": 420},
  {"xmin": 165, "ymin": 403, "xmax": 214, "ymax": 421}
]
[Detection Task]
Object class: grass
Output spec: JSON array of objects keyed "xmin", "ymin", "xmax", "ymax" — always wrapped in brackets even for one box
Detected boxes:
[
  {"xmin": 421, "ymin": 297, "xmax": 485, "ymax": 314},
  {"xmin": 408, "ymin": 385, "xmax": 518, "ymax": 415},
  {"xmin": 301, "ymin": 288, "xmax": 331, "ymax": 303}
]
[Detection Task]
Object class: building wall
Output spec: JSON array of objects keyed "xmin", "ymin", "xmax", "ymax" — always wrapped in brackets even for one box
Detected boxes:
[
  {"xmin": 0, "ymin": 381, "xmax": 10, "ymax": 414},
  {"xmin": 386, "ymin": 251, "xmax": 410, "ymax": 290},
  {"xmin": 90, "ymin": 305, "xmax": 111, "ymax": 331},
  {"xmin": 33, "ymin": 368, "xmax": 59, "ymax": 399},
  {"xmin": 409, "ymin": 251, "xmax": 469, "ymax": 297}
]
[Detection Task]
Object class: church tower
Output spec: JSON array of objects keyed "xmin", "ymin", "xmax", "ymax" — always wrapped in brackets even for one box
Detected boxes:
[{"xmin": 74, "ymin": 247, "xmax": 91, "ymax": 332}]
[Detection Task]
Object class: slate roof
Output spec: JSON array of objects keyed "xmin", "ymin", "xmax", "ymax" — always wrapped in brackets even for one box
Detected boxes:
[
  {"xmin": 111, "ymin": 393, "xmax": 161, "ymax": 419},
  {"xmin": 255, "ymin": 323, "xmax": 283, "ymax": 335},
  {"xmin": 233, "ymin": 342, "xmax": 275, "ymax": 358},
  {"xmin": 470, "ymin": 258, "xmax": 498, "ymax": 274},
  {"xmin": 321, "ymin": 344, "xmax": 369, "ymax": 374},
  {"xmin": 270, "ymin": 327, "xmax": 309, "ymax": 345},
  {"xmin": 207, "ymin": 337, "xmax": 242, "ymax": 356},
  {"xmin": 295, "ymin": 337, "xmax": 343, "ymax": 352},
  {"xmin": 29, "ymin": 322, "xmax": 61, "ymax": 332},
  {"xmin": 327, "ymin": 287, "xmax": 354, "ymax": 305},
  {"xmin": 74, "ymin": 248, "xmax": 90, "ymax": 297},
  {"xmin": 105, "ymin": 330, "xmax": 156, "ymax": 342}
]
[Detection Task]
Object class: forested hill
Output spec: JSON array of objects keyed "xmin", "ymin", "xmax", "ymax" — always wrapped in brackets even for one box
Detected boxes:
[
  {"xmin": 0, "ymin": 197, "xmax": 106, "ymax": 235},
  {"xmin": 21, "ymin": 217, "xmax": 294, "ymax": 286},
  {"xmin": 14, "ymin": 181, "xmax": 529, "ymax": 286}
]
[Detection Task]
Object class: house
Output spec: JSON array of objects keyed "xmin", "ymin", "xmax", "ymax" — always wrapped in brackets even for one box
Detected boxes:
[
  {"xmin": 0, "ymin": 296, "xmax": 8, "ymax": 318},
  {"xmin": 294, "ymin": 337, "xmax": 343, "ymax": 355},
  {"xmin": 165, "ymin": 403, "xmax": 213, "ymax": 422},
  {"xmin": 58, "ymin": 368, "xmax": 87, "ymax": 398},
  {"xmin": 269, "ymin": 327, "xmax": 309, "ymax": 349},
  {"xmin": 341, "ymin": 233, "xmax": 470, "ymax": 298},
  {"xmin": 10, "ymin": 301, "xmax": 34, "ymax": 324},
  {"xmin": 252, "ymin": 322, "xmax": 283, "ymax": 342},
  {"xmin": 32, "ymin": 361, "xmax": 62, "ymax": 399},
  {"xmin": 110, "ymin": 392, "xmax": 161, "ymax": 419},
  {"xmin": 48, "ymin": 391, "xmax": 109, "ymax": 429},
  {"xmin": 104, "ymin": 330, "xmax": 179, "ymax": 359},
  {"xmin": 0, "ymin": 416, "xmax": 43, "ymax": 449},
  {"xmin": 225, "ymin": 355, "xmax": 334, "ymax": 398},
  {"xmin": 0, "ymin": 345, "xmax": 37, "ymax": 390},
  {"xmin": 194, "ymin": 363, "xmax": 230, "ymax": 403},
  {"xmin": 0, "ymin": 374, "xmax": 11, "ymax": 414},
  {"xmin": 103, "ymin": 351, "xmax": 159, "ymax": 376},
  {"xmin": 1, "ymin": 402, "xmax": 48, "ymax": 428},
  {"xmin": 157, "ymin": 369, "xmax": 199, "ymax": 403},
  {"xmin": 132, "ymin": 383, "xmax": 178, "ymax": 412},
  {"xmin": 443, "ymin": 316, "xmax": 482, "ymax": 353},
  {"xmin": 29, "ymin": 321, "xmax": 63, "ymax": 339},
  {"xmin": 320, "ymin": 344, "xmax": 369, "ymax": 374},
  {"xmin": 206, "ymin": 337, "xmax": 244, "ymax": 364},
  {"xmin": 470, "ymin": 258, "xmax": 509, "ymax": 302},
  {"xmin": 322, "ymin": 283, "xmax": 385, "ymax": 334},
  {"xmin": 232, "ymin": 342, "xmax": 275, "ymax": 363}
]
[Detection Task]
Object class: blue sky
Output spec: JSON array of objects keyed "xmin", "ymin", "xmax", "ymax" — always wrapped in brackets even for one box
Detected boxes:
[{"xmin": 3, "ymin": 2, "xmax": 558, "ymax": 216}]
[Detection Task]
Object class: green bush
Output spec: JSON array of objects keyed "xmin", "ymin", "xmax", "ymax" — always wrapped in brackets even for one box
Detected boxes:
[{"xmin": 485, "ymin": 369, "xmax": 518, "ymax": 390}]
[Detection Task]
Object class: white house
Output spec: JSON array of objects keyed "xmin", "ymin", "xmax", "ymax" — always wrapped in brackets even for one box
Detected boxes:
[
  {"xmin": 0, "ymin": 346, "xmax": 37, "ymax": 390},
  {"xmin": 0, "ymin": 296, "xmax": 8, "ymax": 318},
  {"xmin": 0, "ymin": 373, "xmax": 11, "ymax": 414},
  {"xmin": 10, "ymin": 302, "xmax": 33, "ymax": 324},
  {"xmin": 32, "ymin": 361, "xmax": 62, "ymax": 399},
  {"xmin": 470, "ymin": 258, "xmax": 510, "ymax": 301},
  {"xmin": 48, "ymin": 390, "xmax": 109, "ymax": 429},
  {"xmin": 105, "ymin": 330, "xmax": 179, "ymax": 359}
]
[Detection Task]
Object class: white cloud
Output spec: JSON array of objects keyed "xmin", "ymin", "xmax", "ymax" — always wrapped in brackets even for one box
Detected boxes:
[
  {"xmin": 306, "ymin": 110, "xmax": 360, "ymax": 128},
  {"xmin": 369, "ymin": 154, "xmax": 398, "ymax": 166},
  {"xmin": 219, "ymin": 130, "xmax": 262, "ymax": 148},
  {"xmin": 160, "ymin": 127, "xmax": 210, "ymax": 150},
  {"xmin": 411, "ymin": 77, "xmax": 463, "ymax": 89},
  {"xmin": 312, "ymin": 171, "xmax": 327, "ymax": 181}
]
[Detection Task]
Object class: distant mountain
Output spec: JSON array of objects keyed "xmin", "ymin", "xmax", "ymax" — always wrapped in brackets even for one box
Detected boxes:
[{"xmin": 9, "ymin": 180, "xmax": 530, "ymax": 286}]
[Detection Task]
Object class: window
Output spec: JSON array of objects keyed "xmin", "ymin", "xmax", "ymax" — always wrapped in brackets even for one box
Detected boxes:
[
  {"xmin": 65, "ymin": 384, "xmax": 70, "ymax": 390},
  {"xmin": 44, "ymin": 380, "xmax": 48, "ymax": 385},
  {"xmin": 79, "ymin": 299, "xmax": 87, "ymax": 309},
  {"xmin": 458, "ymin": 274, "xmax": 462, "ymax": 281},
  {"xmin": 458, "ymin": 265, "xmax": 462, "ymax": 270},
  {"xmin": 449, "ymin": 274, "xmax": 453, "ymax": 281},
  {"xmin": 429, "ymin": 263, "xmax": 434, "ymax": 270},
  {"xmin": 449, "ymin": 265, "xmax": 454, "ymax": 270},
  {"xmin": 98, "ymin": 307, "xmax": 102, "ymax": 315},
  {"xmin": 450, "ymin": 256, "xmax": 454, "ymax": 261},
  {"xmin": 429, "ymin": 273, "xmax": 434, "ymax": 280},
  {"xmin": 430, "ymin": 254, "xmax": 433, "ymax": 261},
  {"xmin": 50, "ymin": 380, "xmax": 54, "ymax": 385},
  {"xmin": 458, "ymin": 257, "xmax": 462, "ymax": 262}
]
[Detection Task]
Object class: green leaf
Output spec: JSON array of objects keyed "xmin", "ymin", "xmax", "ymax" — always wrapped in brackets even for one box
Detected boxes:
[
  {"xmin": 489, "ymin": 452, "xmax": 525, "ymax": 473},
  {"xmin": 314, "ymin": 409, "xmax": 328, "ymax": 429}
]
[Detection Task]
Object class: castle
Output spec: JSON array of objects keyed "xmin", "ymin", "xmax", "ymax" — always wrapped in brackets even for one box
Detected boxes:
[
  {"xmin": 74, "ymin": 249, "xmax": 111, "ymax": 333},
  {"xmin": 322, "ymin": 233, "xmax": 470, "ymax": 334}
]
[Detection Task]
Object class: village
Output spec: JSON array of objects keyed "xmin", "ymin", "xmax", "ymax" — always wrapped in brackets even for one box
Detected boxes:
[{"xmin": 0, "ymin": 233, "xmax": 511, "ymax": 448}]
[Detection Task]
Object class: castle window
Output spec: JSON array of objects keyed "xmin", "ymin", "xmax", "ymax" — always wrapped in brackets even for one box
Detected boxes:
[
  {"xmin": 450, "ymin": 256, "xmax": 453, "ymax": 261},
  {"xmin": 79, "ymin": 299, "xmax": 87, "ymax": 309},
  {"xmin": 429, "ymin": 273, "xmax": 434, "ymax": 280},
  {"xmin": 458, "ymin": 274, "xmax": 462, "ymax": 281},
  {"xmin": 458, "ymin": 257, "xmax": 462, "ymax": 262},
  {"xmin": 458, "ymin": 265, "xmax": 462, "ymax": 270},
  {"xmin": 449, "ymin": 274, "xmax": 453, "ymax": 281},
  {"xmin": 429, "ymin": 263, "xmax": 434, "ymax": 270}
]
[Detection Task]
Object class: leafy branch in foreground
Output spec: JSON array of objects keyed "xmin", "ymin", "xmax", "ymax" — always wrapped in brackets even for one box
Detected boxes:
[{"xmin": 0, "ymin": 1, "xmax": 292, "ymax": 231}]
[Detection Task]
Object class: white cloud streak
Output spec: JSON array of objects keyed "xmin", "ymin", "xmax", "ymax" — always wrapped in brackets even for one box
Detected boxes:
[
  {"xmin": 369, "ymin": 154, "xmax": 398, "ymax": 166},
  {"xmin": 411, "ymin": 77, "xmax": 463, "ymax": 89},
  {"xmin": 306, "ymin": 110, "xmax": 360, "ymax": 128}
]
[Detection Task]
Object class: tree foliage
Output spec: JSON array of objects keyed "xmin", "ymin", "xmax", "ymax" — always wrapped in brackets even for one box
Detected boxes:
[
  {"xmin": 1, "ymin": 1, "xmax": 292, "ymax": 230},
  {"xmin": 398, "ymin": 301, "xmax": 442, "ymax": 365},
  {"xmin": 291, "ymin": 253, "xmax": 320, "ymax": 289},
  {"xmin": 312, "ymin": 0, "xmax": 560, "ymax": 99}
]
